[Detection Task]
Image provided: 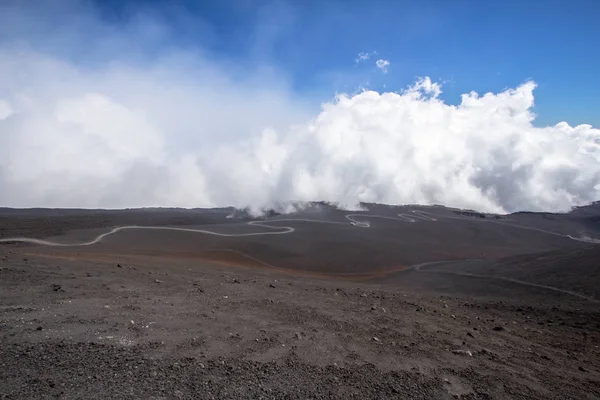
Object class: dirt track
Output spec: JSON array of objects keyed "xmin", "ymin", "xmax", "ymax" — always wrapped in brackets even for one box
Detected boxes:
[{"xmin": 1, "ymin": 205, "xmax": 599, "ymax": 399}]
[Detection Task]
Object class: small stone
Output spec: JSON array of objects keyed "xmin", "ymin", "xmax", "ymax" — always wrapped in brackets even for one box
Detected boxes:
[
  {"xmin": 155, "ymin": 279, "xmax": 162, "ymax": 283},
  {"xmin": 36, "ymin": 326, "xmax": 43, "ymax": 331},
  {"xmin": 493, "ymin": 326, "xmax": 504, "ymax": 332},
  {"xmin": 51, "ymin": 284, "xmax": 62, "ymax": 292},
  {"xmin": 372, "ymin": 337, "xmax": 381, "ymax": 342},
  {"xmin": 117, "ymin": 264, "xmax": 122, "ymax": 268},
  {"xmin": 269, "ymin": 284, "xmax": 276, "ymax": 288},
  {"xmin": 579, "ymin": 366, "xmax": 587, "ymax": 372},
  {"xmin": 452, "ymin": 349, "xmax": 473, "ymax": 357}
]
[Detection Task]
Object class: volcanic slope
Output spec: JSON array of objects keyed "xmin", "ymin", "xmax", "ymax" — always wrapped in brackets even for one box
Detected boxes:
[
  {"xmin": 1, "ymin": 203, "xmax": 597, "ymax": 278},
  {"xmin": 1, "ymin": 203, "xmax": 600, "ymax": 399}
]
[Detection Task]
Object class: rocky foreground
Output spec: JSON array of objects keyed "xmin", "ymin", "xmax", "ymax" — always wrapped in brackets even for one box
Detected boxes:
[{"xmin": 1, "ymin": 243, "xmax": 599, "ymax": 400}]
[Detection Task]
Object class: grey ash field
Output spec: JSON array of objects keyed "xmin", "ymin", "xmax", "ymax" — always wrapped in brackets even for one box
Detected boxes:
[{"xmin": 1, "ymin": 203, "xmax": 600, "ymax": 399}]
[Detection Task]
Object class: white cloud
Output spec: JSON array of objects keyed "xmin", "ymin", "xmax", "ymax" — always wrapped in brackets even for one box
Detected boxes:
[
  {"xmin": 0, "ymin": 99, "xmax": 12, "ymax": 119},
  {"xmin": 375, "ymin": 59, "xmax": 390, "ymax": 73},
  {"xmin": 355, "ymin": 51, "xmax": 376, "ymax": 63},
  {"xmin": 0, "ymin": 3, "xmax": 599, "ymax": 214}
]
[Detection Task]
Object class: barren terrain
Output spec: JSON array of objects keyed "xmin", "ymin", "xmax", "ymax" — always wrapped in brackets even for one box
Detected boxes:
[{"xmin": 1, "ymin": 203, "xmax": 599, "ymax": 399}]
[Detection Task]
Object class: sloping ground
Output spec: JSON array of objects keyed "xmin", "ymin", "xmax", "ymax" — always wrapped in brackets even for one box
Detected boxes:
[
  {"xmin": 1, "ymin": 204, "xmax": 592, "ymax": 278},
  {"xmin": 428, "ymin": 246, "xmax": 600, "ymax": 299},
  {"xmin": 0, "ymin": 208, "xmax": 233, "ymax": 239},
  {"xmin": 1, "ymin": 204, "xmax": 600, "ymax": 399},
  {"xmin": 1, "ymin": 248, "xmax": 599, "ymax": 399}
]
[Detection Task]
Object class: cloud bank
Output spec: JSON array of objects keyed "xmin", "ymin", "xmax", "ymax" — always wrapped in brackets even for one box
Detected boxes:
[{"xmin": 0, "ymin": 4, "xmax": 599, "ymax": 214}]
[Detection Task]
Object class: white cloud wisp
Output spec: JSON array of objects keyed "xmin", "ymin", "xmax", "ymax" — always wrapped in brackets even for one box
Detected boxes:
[
  {"xmin": 355, "ymin": 51, "xmax": 376, "ymax": 63},
  {"xmin": 375, "ymin": 59, "xmax": 390, "ymax": 73}
]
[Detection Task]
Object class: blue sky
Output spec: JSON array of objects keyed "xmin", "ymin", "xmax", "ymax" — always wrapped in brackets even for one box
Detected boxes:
[
  {"xmin": 78, "ymin": 0, "xmax": 600, "ymax": 127},
  {"xmin": 2, "ymin": 0, "xmax": 598, "ymax": 126}
]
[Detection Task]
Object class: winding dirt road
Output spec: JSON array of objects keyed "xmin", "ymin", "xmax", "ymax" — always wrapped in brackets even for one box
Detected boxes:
[
  {"xmin": 411, "ymin": 260, "xmax": 599, "ymax": 303},
  {"xmin": 1, "ymin": 209, "xmax": 591, "ymax": 247}
]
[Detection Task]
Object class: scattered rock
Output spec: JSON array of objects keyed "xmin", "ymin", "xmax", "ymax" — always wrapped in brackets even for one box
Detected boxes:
[{"xmin": 452, "ymin": 349, "xmax": 473, "ymax": 357}]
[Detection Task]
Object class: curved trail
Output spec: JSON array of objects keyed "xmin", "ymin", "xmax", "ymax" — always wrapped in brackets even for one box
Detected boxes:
[
  {"xmin": 0, "ymin": 221, "xmax": 297, "ymax": 247},
  {"xmin": 412, "ymin": 261, "xmax": 599, "ymax": 303},
  {"xmin": 2, "ymin": 208, "xmax": 598, "ymax": 302},
  {"xmin": 345, "ymin": 210, "xmax": 437, "ymax": 227},
  {"xmin": 0, "ymin": 209, "xmax": 595, "ymax": 246}
]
